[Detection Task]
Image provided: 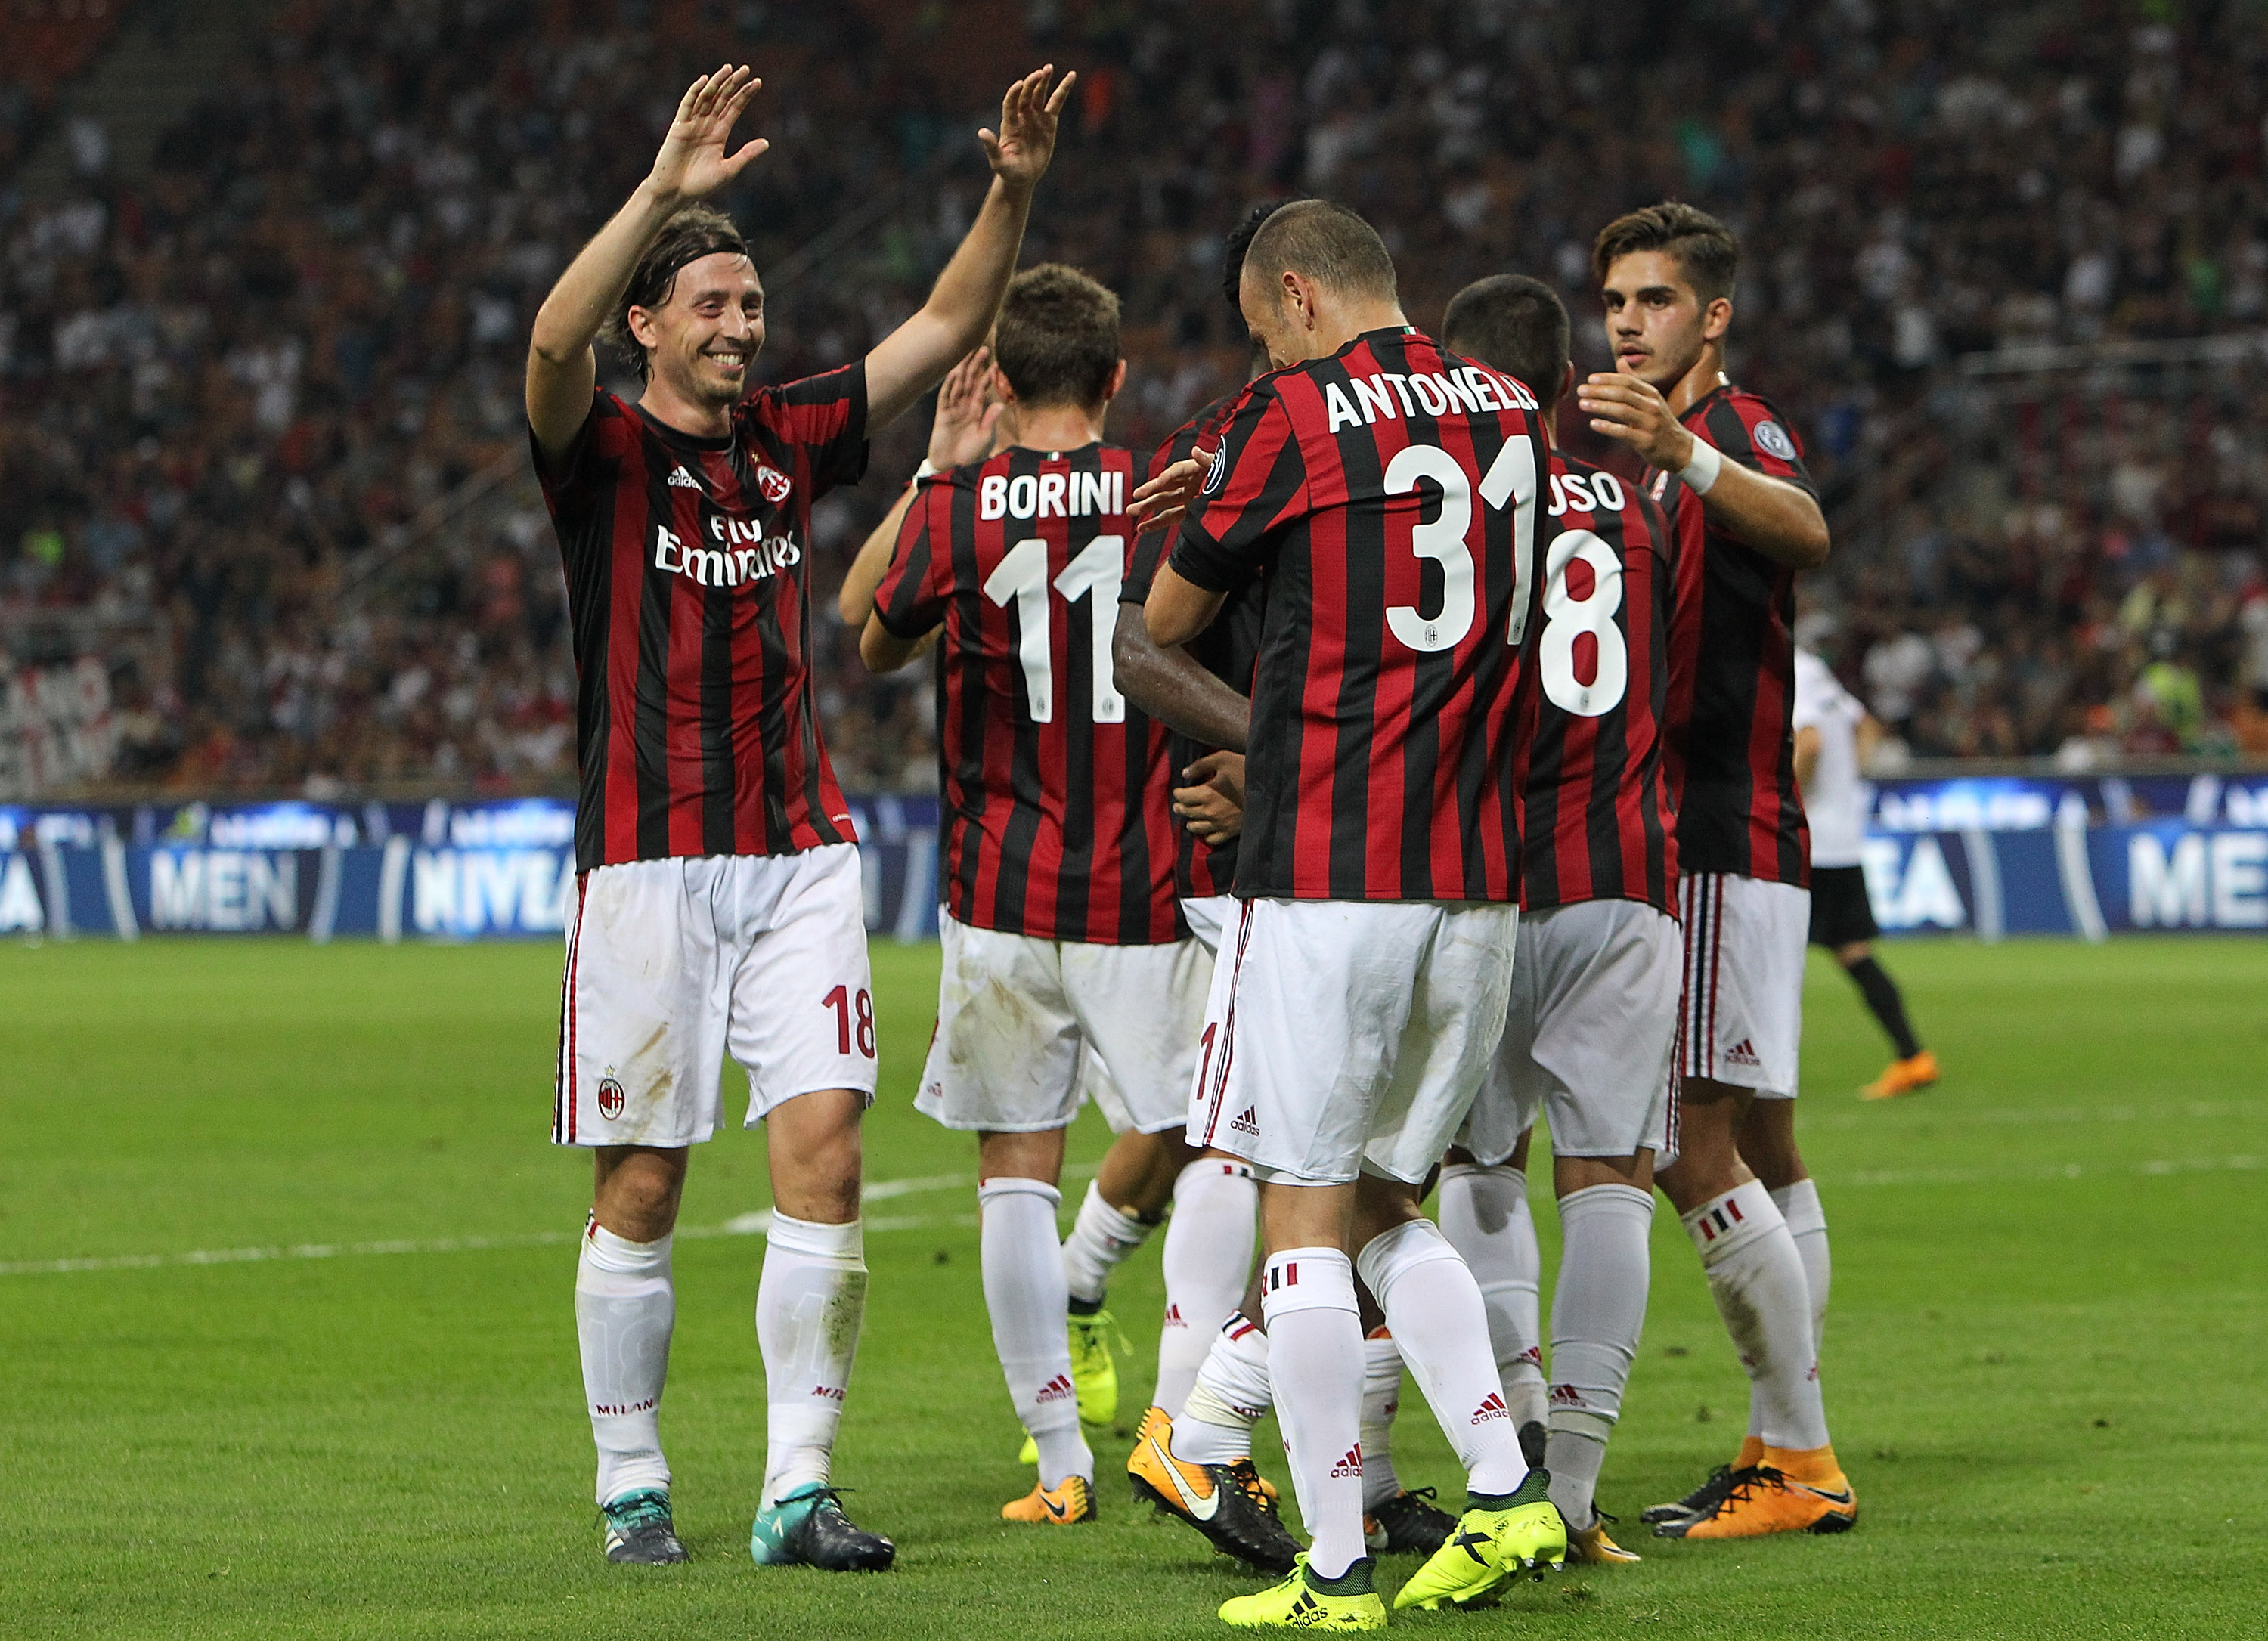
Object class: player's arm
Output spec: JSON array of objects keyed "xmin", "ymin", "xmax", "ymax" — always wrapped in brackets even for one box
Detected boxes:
[
  {"xmin": 1574, "ymin": 374, "xmax": 1830, "ymax": 569},
  {"xmin": 840, "ymin": 348, "xmax": 1003, "ymax": 627},
  {"xmin": 860, "ymin": 483, "xmax": 945, "ymax": 673},
  {"xmin": 1111, "ymin": 605, "xmax": 1249, "ymax": 751},
  {"xmin": 1793, "ymin": 725, "xmax": 1822, "ymax": 791},
  {"xmin": 1144, "ymin": 562, "xmax": 1226, "ymax": 650},
  {"xmin": 1856, "ymin": 712, "xmax": 1887, "ymax": 769},
  {"xmin": 860, "ymin": 612, "xmax": 936, "ymax": 673},
  {"xmin": 862, "ymin": 67, "xmax": 1074, "ymax": 432},
  {"xmin": 526, "ymin": 67, "xmax": 767, "ymax": 460}
]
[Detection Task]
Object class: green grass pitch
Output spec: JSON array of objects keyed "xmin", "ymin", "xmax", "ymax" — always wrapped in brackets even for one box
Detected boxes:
[{"xmin": 2, "ymin": 934, "xmax": 2262, "ymax": 1639}]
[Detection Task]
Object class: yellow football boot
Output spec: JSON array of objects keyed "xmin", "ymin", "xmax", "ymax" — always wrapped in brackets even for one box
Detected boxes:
[
  {"xmin": 1393, "ymin": 1471, "xmax": 1566, "ymax": 1612},
  {"xmin": 1218, "ymin": 1554, "xmax": 1385, "ymax": 1630},
  {"xmin": 1002, "ymin": 1473, "xmax": 1096, "ymax": 1525}
]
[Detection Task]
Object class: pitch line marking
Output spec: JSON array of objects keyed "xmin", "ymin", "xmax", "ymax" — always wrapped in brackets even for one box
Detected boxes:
[{"xmin": 1804, "ymin": 1098, "xmax": 2264, "ymax": 1133}]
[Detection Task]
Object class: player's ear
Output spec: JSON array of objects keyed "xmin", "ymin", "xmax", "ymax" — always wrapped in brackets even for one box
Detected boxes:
[
  {"xmin": 626, "ymin": 305, "xmax": 659, "ymax": 350},
  {"xmin": 1702, "ymin": 294, "xmax": 1733, "ymax": 342},
  {"xmin": 1558, "ymin": 360, "xmax": 1576, "ymax": 404},
  {"xmin": 987, "ymin": 363, "xmax": 1017, "ymax": 405},
  {"xmin": 1103, "ymin": 359, "xmax": 1127, "ymax": 404}
]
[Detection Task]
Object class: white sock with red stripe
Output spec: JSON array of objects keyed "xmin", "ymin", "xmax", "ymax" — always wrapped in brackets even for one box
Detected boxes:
[
  {"xmin": 1155, "ymin": 1158, "xmax": 1257, "ymax": 1418},
  {"xmin": 1060, "ymin": 1181, "xmax": 1153, "ymax": 1309},
  {"xmin": 1545, "ymin": 1183, "xmax": 1654, "ymax": 1528},
  {"xmin": 1359, "ymin": 1332, "xmax": 1406, "ymax": 1510},
  {"xmin": 576, "ymin": 1221, "xmax": 674, "ymax": 1506},
  {"xmin": 758, "ymin": 1212, "xmax": 868, "ymax": 1504},
  {"xmin": 1681, "ymin": 1181, "xmax": 1830, "ymax": 1453},
  {"xmin": 979, "ymin": 1178, "xmax": 1092, "ymax": 1489},
  {"xmin": 1356, "ymin": 1218, "xmax": 1529, "ymax": 1497},
  {"xmin": 1173, "ymin": 1311, "xmax": 1272, "ymax": 1466},
  {"xmin": 1260, "ymin": 1248, "xmax": 1365, "ymax": 1580},
  {"xmin": 1436, "ymin": 1160, "xmax": 1548, "ymax": 1441}
]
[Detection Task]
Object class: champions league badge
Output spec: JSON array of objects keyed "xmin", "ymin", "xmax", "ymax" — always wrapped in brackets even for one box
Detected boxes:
[
  {"xmin": 1199, "ymin": 441, "xmax": 1230, "ymax": 497},
  {"xmin": 1753, "ymin": 420, "xmax": 1797, "ymax": 462},
  {"xmin": 597, "ymin": 1076, "xmax": 627, "ymax": 1120}
]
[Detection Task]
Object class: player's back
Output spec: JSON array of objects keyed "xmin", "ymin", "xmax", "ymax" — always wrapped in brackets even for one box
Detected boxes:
[
  {"xmin": 1517, "ymin": 450, "xmax": 1679, "ymax": 914},
  {"xmin": 876, "ymin": 441, "xmax": 1180, "ymax": 943},
  {"xmin": 1173, "ymin": 328, "xmax": 1549, "ymax": 903},
  {"xmin": 1665, "ymin": 383, "xmax": 1813, "ymax": 884}
]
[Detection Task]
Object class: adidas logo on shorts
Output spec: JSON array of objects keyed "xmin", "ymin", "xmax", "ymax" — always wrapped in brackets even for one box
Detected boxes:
[
  {"xmin": 1329, "ymin": 1444, "xmax": 1363, "ymax": 1478},
  {"xmin": 1724, "ymin": 1037, "xmax": 1762, "ymax": 1068},
  {"xmin": 1229, "ymin": 1106, "xmax": 1259, "ymax": 1137}
]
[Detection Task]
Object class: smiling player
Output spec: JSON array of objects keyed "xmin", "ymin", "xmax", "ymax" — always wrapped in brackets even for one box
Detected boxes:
[{"xmin": 525, "ymin": 61, "xmax": 1071, "ymax": 1568}]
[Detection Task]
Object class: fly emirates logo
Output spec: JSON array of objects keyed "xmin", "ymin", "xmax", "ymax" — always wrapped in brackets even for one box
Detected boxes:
[{"xmin": 652, "ymin": 516, "xmax": 802, "ymax": 590}]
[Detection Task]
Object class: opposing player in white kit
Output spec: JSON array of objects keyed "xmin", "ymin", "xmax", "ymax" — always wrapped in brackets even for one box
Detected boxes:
[
  {"xmin": 1427, "ymin": 275, "xmax": 1685, "ymax": 1568},
  {"xmin": 525, "ymin": 62, "xmax": 1071, "ymax": 1566},
  {"xmin": 1794, "ymin": 644, "xmax": 1938, "ymax": 1099},
  {"xmin": 1578, "ymin": 202, "xmax": 1855, "ymax": 1537}
]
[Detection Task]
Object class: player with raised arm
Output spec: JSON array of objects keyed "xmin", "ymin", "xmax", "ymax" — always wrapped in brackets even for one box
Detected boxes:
[
  {"xmin": 525, "ymin": 61, "xmax": 1071, "ymax": 1568},
  {"xmin": 1428, "ymin": 275, "xmax": 1683, "ymax": 1568},
  {"xmin": 861, "ymin": 265, "xmax": 1244, "ymax": 1530},
  {"xmin": 1794, "ymin": 644, "xmax": 1938, "ymax": 1098},
  {"xmin": 1574, "ymin": 202, "xmax": 1855, "ymax": 1539},
  {"xmin": 1142, "ymin": 200, "xmax": 1562, "ymax": 1629}
]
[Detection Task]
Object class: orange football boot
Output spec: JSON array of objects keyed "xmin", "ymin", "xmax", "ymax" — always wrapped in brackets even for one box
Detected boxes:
[
  {"xmin": 1002, "ymin": 1473, "xmax": 1096, "ymax": 1525},
  {"xmin": 1861, "ymin": 1050, "xmax": 1939, "ymax": 1101},
  {"xmin": 1659, "ymin": 1445, "xmax": 1855, "ymax": 1539}
]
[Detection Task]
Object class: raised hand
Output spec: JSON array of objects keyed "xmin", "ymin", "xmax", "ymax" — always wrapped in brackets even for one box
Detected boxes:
[
  {"xmin": 1574, "ymin": 372, "xmax": 1696, "ymax": 472},
  {"xmin": 979, "ymin": 65, "xmax": 1076, "ymax": 194},
  {"xmin": 928, "ymin": 347, "xmax": 1005, "ymax": 469},
  {"xmin": 649, "ymin": 65, "xmax": 769, "ymax": 206},
  {"xmin": 1129, "ymin": 451, "xmax": 1210, "ymax": 535}
]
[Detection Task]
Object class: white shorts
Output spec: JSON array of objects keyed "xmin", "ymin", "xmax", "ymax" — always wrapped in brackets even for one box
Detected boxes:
[
  {"xmin": 1182, "ymin": 893, "xmax": 1238, "ymax": 954},
  {"xmin": 1680, "ymin": 872, "xmax": 1808, "ymax": 1098},
  {"xmin": 1459, "ymin": 899, "xmax": 1682, "ymax": 1165},
  {"xmin": 915, "ymin": 909, "xmax": 1209, "ymax": 1135},
  {"xmin": 1188, "ymin": 898, "xmax": 1520, "ymax": 1186},
  {"xmin": 553, "ymin": 845, "xmax": 877, "ymax": 1149}
]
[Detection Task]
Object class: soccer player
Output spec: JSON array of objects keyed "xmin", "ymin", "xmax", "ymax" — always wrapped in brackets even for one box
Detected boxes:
[
  {"xmin": 1430, "ymin": 274, "xmax": 1683, "ymax": 1567},
  {"xmin": 1794, "ymin": 644, "xmax": 1938, "ymax": 1098},
  {"xmin": 525, "ymin": 62, "xmax": 1071, "ymax": 1568},
  {"xmin": 1575, "ymin": 202, "xmax": 1856, "ymax": 1537},
  {"xmin": 1116, "ymin": 201, "xmax": 1453, "ymax": 1572},
  {"xmin": 861, "ymin": 264, "xmax": 1238, "ymax": 1528},
  {"xmin": 1142, "ymin": 200, "xmax": 1563, "ymax": 1628}
]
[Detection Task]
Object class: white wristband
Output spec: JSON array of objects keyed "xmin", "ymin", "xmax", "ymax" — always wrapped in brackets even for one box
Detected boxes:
[
  {"xmin": 1678, "ymin": 438, "xmax": 1723, "ymax": 496},
  {"xmin": 912, "ymin": 458, "xmax": 940, "ymax": 481}
]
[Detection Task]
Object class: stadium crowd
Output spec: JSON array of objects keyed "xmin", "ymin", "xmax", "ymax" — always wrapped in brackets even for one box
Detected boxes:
[{"xmin": 3, "ymin": 0, "xmax": 2266, "ymax": 795}]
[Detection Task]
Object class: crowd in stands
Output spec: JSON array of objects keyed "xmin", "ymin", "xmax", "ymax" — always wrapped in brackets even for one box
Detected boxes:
[{"xmin": 3, "ymin": 0, "xmax": 2266, "ymax": 799}]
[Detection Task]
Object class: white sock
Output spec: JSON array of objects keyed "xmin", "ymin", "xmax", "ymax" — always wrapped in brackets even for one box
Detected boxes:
[
  {"xmin": 1771, "ymin": 1179, "xmax": 1830, "ymax": 1355},
  {"xmin": 575, "ymin": 1221, "xmax": 674, "ymax": 1506},
  {"xmin": 1261, "ymin": 1247, "xmax": 1365, "ymax": 1579},
  {"xmin": 1156, "ymin": 1158, "xmax": 1257, "ymax": 1418},
  {"xmin": 1174, "ymin": 1311, "xmax": 1271, "ymax": 1466},
  {"xmin": 978, "ymin": 1178, "xmax": 1092, "ymax": 1489},
  {"xmin": 1359, "ymin": 1332, "xmax": 1405, "ymax": 1509},
  {"xmin": 1356, "ymin": 1218, "xmax": 1527, "ymax": 1497},
  {"xmin": 1061, "ymin": 1180, "xmax": 1154, "ymax": 1308},
  {"xmin": 1545, "ymin": 1183, "xmax": 1653, "ymax": 1528},
  {"xmin": 757, "ymin": 1211, "xmax": 868, "ymax": 1504},
  {"xmin": 1682, "ymin": 1181, "xmax": 1830, "ymax": 1452},
  {"xmin": 1435, "ymin": 1163, "xmax": 1548, "ymax": 1442}
]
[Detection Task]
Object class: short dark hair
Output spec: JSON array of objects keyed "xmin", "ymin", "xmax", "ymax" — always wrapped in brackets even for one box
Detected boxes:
[
  {"xmin": 1591, "ymin": 201, "xmax": 1737, "ymax": 304},
  {"xmin": 604, "ymin": 204, "xmax": 751, "ymax": 380},
  {"xmin": 1442, "ymin": 275, "xmax": 1571, "ymax": 415},
  {"xmin": 1222, "ymin": 198, "xmax": 1304, "ymax": 313},
  {"xmin": 991, "ymin": 263, "xmax": 1121, "ymax": 409},
  {"xmin": 1243, "ymin": 199, "xmax": 1398, "ymax": 304}
]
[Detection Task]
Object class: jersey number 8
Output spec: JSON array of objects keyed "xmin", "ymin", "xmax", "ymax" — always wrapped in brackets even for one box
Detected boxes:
[{"xmin": 1537, "ymin": 530, "xmax": 1627, "ymax": 718}]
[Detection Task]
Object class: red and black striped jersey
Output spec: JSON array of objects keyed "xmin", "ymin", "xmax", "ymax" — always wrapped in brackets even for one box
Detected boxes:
[
  {"xmin": 1658, "ymin": 385, "xmax": 1813, "ymax": 886},
  {"xmin": 1516, "ymin": 451, "xmax": 1679, "ymax": 915},
  {"xmin": 532, "ymin": 369, "xmax": 867, "ymax": 874},
  {"xmin": 1120, "ymin": 394, "xmax": 1260, "ymax": 900},
  {"xmin": 1169, "ymin": 328, "xmax": 1549, "ymax": 903},
  {"xmin": 873, "ymin": 441, "xmax": 1182, "ymax": 945}
]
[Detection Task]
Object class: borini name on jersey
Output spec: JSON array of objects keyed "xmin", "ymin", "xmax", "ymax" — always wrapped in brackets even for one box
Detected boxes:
[
  {"xmin": 1659, "ymin": 383, "xmax": 1815, "ymax": 887},
  {"xmin": 875, "ymin": 442, "xmax": 1182, "ymax": 945},
  {"xmin": 1517, "ymin": 451, "xmax": 1679, "ymax": 915},
  {"xmin": 1169, "ymin": 328, "xmax": 1549, "ymax": 903},
  {"xmin": 531, "ymin": 367, "xmax": 867, "ymax": 873}
]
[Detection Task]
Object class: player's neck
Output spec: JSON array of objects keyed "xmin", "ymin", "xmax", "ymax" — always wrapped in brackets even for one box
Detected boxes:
[
  {"xmin": 1300, "ymin": 300, "xmax": 1408, "ymax": 361},
  {"xmin": 1663, "ymin": 345, "xmax": 1729, "ymax": 420},
  {"xmin": 1009, "ymin": 402, "xmax": 1107, "ymax": 453},
  {"xmin": 637, "ymin": 377, "xmax": 735, "ymax": 441}
]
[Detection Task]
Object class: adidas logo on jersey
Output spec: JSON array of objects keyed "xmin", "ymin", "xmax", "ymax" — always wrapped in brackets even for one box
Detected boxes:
[
  {"xmin": 1036, "ymin": 1373, "xmax": 1077, "ymax": 1405},
  {"xmin": 1228, "ymin": 1106, "xmax": 1260, "ymax": 1137},
  {"xmin": 1329, "ymin": 1444, "xmax": 1363, "ymax": 1478},
  {"xmin": 1471, "ymin": 1391, "xmax": 1510, "ymax": 1426},
  {"xmin": 1724, "ymin": 1038, "xmax": 1762, "ymax": 1068},
  {"xmin": 666, "ymin": 464, "xmax": 702, "ymax": 488}
]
